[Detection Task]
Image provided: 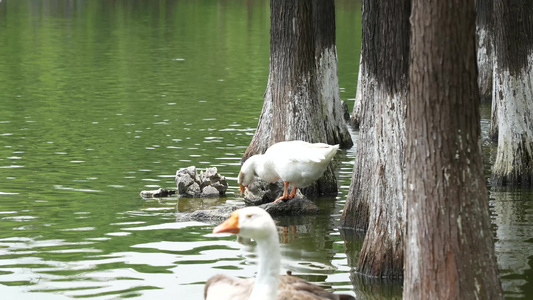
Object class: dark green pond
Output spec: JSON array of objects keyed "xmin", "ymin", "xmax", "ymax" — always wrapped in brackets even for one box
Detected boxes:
[{"xmin": 0, "ymin": 1, "xmax": 531, "ymax": 299}]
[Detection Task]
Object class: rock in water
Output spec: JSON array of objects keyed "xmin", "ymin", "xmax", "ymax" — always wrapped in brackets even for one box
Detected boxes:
[
  {"xmin": 140, "ymin": 188, "xmax": 176, "ymax": 198},
  {"xmin": 175, "ymin": 166, "xmax": 228, "ymax": 198},
  {"xmin": 260, "ymin": 197, "xmax": 319, "ymax": 216},
  {"xmin": 244, "ymin": 179, "xmax": 304, "ymax": 205}
]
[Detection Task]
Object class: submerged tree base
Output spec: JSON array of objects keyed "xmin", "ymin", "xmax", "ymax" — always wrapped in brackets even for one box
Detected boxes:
[{"xmin": 491, "ymin": 136, "xmax": 533, "ymax": 187}]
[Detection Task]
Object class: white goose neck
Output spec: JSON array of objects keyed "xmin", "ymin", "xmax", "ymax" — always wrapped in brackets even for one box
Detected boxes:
[{"xmin": 249, "ymin": 225, "xmax": 280, "ymax": 300}]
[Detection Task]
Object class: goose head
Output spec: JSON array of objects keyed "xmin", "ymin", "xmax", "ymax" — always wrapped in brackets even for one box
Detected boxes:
[
  {"xmin": 237, "ymin": 157, "xmax": 257, "ymax": 195},
  {"xmin": 213, "ymin": 207, "xmax": 275, "ymax": 240}
]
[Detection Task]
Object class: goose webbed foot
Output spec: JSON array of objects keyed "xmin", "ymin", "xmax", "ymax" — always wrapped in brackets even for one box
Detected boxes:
[{"xmin": 273, "ymin": 183, "xmax": 297, "ymax": 203}]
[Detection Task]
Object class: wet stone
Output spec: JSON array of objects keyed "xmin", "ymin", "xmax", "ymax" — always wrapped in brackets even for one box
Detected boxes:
[
  {"xmin": 140, "ymin": 188, "xmax": 176, "ymax": 198},
  {"xmin": 175, "ymin": 166, "xmax": 228, "ymax": 198},
  {"xmin": 244, "ymin": 179, "xmax": 304, "ymax": 206}
]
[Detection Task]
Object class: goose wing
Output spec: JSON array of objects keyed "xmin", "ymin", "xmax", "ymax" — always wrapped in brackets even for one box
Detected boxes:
[
  {"xmin": 278, "ymin": 274, "xmax": 355, "ymax": 300},
  {"xmin": 266, "ymin": 141, "xmax": 335, "ymax": 164},
  {"xmin": 265, "ymin": 141, "xmax": 338, "ymax": 187},
  {"xmin": 204, "ymin": 274, "xmax": 254, "ymax": 300}
]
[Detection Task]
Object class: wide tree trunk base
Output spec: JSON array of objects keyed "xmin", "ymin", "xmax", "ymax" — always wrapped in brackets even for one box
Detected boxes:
[
  {"xmin": 491, "ymin": 136, "xmax": 533, "ymax": 187},
  {"xmin": 491, "ymin": 55, "xmax": 533, "ymax": 187}
]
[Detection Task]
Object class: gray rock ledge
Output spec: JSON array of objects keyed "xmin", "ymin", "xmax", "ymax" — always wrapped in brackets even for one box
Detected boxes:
[
  {"xmin": 243, "ymin": 179, "xmax": 304, "ymax": 205},
  {"xmin": 181, "ymin": 197, "xmax": 319, "ymax": 223}
]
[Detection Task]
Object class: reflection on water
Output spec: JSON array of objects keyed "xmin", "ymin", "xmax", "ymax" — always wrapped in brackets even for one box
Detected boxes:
[
  {"xmin": 492, "ymin": 190, "xmax": 533, "ymax": 298},
  {"xmin": 0, "ymin": 0, "xmax": 532, "ymax": 299}
]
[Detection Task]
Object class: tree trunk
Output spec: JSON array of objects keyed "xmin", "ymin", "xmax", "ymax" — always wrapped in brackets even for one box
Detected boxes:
[
  {"xmin": 476, "ymin": 0, "xmax": 499, "ymax": 140},
  {"xmin": 312, "ymin": 0, "xmax": 353, "ymax": 150},
  {"xmin": 340, "ymin": 0, "xmax": 410, "ymax": 278},
  {"xmin": 405, "ymin": 0, "xmax": 503, "ymax": 298},
  {"xmin": 350, "ymin": 55, "xmax": 363, "ymax": 129},
  {"xmin": 476, "ymin": 0, "xmax": 494, "ymax": 105},
  {"xmin": 243, "ymin": 0, "xmax": 352, "ymax": 196},
  {"xmin": 490, "ymin": 0, "xmax": 533, "ymax": 187}
]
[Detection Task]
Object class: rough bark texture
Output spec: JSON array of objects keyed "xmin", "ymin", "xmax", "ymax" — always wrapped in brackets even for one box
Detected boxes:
[
  {"xmin": 313, "ymin": 0, "xmax": 353, "ymax": 150},
  {"xmin": 340, "ymin": 0, "xmax": 409, "ymax": 278},
  {"xmin": 491, "ymin": 0, "xmax": 533, "ymax": 187},
  {"xmin": 242, "ymin": 0, "xmax": 352, "ymax": 196},
  {"xmin": 350, "ymin": 55, "xmax": 364, "ymax": 128},
  {"xmin": 476, "ymin": 0, "xmax": 499, "ymax": 140},
  {"xmin": 405, "ymin": 0, "xmax": 503, "ymax": 299},
  {"xmin": 476, "ymin": 0, "xmax": 494, "ymax": 105}
]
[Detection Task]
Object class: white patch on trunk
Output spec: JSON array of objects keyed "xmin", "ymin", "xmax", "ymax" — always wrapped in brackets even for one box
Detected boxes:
[
  {"xmin": 315, "ymin": 46, "xmax": 352, "ymax": 145},
  {"xmin": 285, "ymin": 74, "xmax": 324, "ymax": 141},
  {"xmin": 317, "ymin": 47, "xmax": 340, "ymax": 118},
  {"xmin": 351, "ymin": 54, "xmax": 365, "ymax": 126},
  {"xmin": 476, "ymin": 26, "xmax": 493, "ymax": 99},
  {"xmin": 492, "ymin": 52, "xmax": 533, "ymax": 180},
  {"xmin": 476, "ymin": 28, "xmax": 489, "ymax": 67}
]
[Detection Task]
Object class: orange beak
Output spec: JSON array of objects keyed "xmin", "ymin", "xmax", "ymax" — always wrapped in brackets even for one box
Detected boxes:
[
  {"xmin": 213, "ymin": 211, "xmax": 240, "ymax": 234},
  {"xmin": 239, "ymin": 183, "xmax": 245, "ymax": 196}
]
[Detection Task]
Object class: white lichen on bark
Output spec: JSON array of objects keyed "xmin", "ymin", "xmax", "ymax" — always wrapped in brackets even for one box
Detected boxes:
[
  {"xmin": 476, "ymin": 26, "xmax": 493, "ymax": 101},
  {"xmin": 315, "ymin": 46, "xmax": 352, "ymax": 146},
  {"xmin": 350, "ymin": 54, "xmax": 364, "ymax": 127},
  {"xmin": 491, "ymin": 52, "xmax": 533, "ymax": 185}
]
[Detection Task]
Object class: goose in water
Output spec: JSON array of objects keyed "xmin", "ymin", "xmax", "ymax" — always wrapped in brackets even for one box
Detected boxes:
[
  {"xmin": 238, "ymin": 141, "xmax": 339, "ymax": 202},
  {"xmin": 205, "ymin": 207, "xmax": 355, "ymax": 300}
]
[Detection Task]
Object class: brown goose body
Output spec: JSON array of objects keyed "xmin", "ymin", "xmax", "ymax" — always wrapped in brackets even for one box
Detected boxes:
[
  {"xmin": 204, "ymin": 207, "xmax": 355, "ymax": 300},
  {"xmin": 205, "ymin": 273, "xmax": 354, "ymax": 300}
]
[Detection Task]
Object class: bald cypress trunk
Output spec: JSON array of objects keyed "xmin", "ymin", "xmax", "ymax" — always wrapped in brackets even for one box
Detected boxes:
[
  {"xmin": 476, "ymin": 0, "xmax": 494, "ymax": 105},
  {"xmin": 243, "ymin": 0, "xmax": 352, "ymax": 196},
  {"xmin": 476, "ymin": 0, "xmax": 499, "ymax": 141},
  {"xmin": 340, "ymin": 0, "xmax": 409, "ymax": 278},
  {"xmin": 404, "ymin": 0, "xmax": 503, "ymax": 298},
  {"xmin": 313, "ymin": 0, "xmax": 353, "ymax": 150},
  {"xmin": 491, "ymin": 0, "xmax": 533, "ymax": 187}
]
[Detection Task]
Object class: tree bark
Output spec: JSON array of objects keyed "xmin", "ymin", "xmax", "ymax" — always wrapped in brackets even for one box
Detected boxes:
[
  {"xmin": 350, "ymin": 55, "xmax": 364, "ymax": 128},
  {"xmin": 476, "ymin": 0, "xmax": 494, "ymax": 105},
  {"xmin": 490, "ymin": 0, "xmax": 533, "ymax": 187},
  {"xmin": 405, "ymin": 0, "xmax": 503, "ymax": 298},
  {"xmin": 313, "ymin": 0, "xmax": 353, "ymax": 150},
  {"xmin": 243, "ymin": 0, "xmax": 352, "ymax": 196},
  {"xmin": 340, "ymin": 0, "xmax": 409, "ymax": 278},
  {"xmin": 476, "ymin": 0, "xmax": 499, "ymax": 140}
]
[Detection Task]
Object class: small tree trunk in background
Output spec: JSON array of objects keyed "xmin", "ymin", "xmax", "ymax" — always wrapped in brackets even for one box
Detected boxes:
[
  {"xmin": 476, "ymin": 0, "xmax": 499, "ymax": 141},
  {"xmin": 245, "ymin": 0, "xmax": 320, "ymax": 152},
  {"xmin": 350, "ymin": 55, "xmax": 364, "ymax": 129},
  {"xmin": 491, "ymin": 0, "xmax": 533, "ymax": 187},
  {"xmin": 340, "ymin": 0, "xmax": 410, "ymax": 278},
  {"xmin": 312, "ymin": 0, "xmax": 353, "ymax": 150},
  {"xmin": 243, "ymin": 0, "xmax": 352, "ymax": 196},
  {"xmin": 476, "ymin": 0, "xmax": 493, "ymax": 105},
  {"xmin": 405, "ymin": 0, "xmax": 503, "ymax": 298}
]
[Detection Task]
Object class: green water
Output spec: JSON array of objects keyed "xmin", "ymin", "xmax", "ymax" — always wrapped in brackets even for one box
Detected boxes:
[{"xmin": 0, "ymin": 1, "xmax": 531, "ymax": 299}]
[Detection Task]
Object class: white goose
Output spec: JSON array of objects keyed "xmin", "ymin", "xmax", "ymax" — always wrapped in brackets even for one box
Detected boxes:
[
  {"xmin": 205, "ymin": 207, "xmax": 355, "ymax": 300},
  {"xmin": 238, "ymin": 141, "xmax": 339, "ymax": 202}
]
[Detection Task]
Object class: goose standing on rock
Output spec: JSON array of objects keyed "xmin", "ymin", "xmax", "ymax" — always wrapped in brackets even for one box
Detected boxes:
[
  {"xmin": 238, "ymin": 141, "xmax": 339, "ymax": 203},
  {"xmin": 205, "ymin": 207, "xmax": 355, "ymax": 300}
]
